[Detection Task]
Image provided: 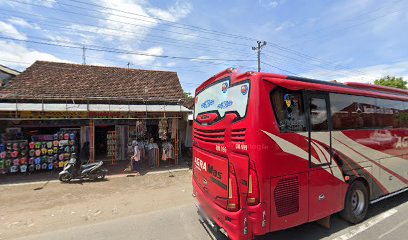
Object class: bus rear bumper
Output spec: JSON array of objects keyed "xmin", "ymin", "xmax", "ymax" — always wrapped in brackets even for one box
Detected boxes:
[{"xmin": 193, "ymin": 182, "xmax": 251, "ymax": 240}]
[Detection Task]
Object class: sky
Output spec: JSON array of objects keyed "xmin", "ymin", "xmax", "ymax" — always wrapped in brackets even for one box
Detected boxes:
[{"xmin": 0, "ymin": 0, "xmax": 407, "ymax": 94}]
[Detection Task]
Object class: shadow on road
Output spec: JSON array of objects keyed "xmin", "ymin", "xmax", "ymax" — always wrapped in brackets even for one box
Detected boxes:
[
  {"xmin": 33, "ymin": 180, "xmax": 50, "ymax": 190},
  {"xmin": 256, "ymin": 191, "xmax": 408, "ymax": 240},
  {"xmin": 60, "ymin": 178, "xmax": 110, "ymax": 185},
  {"xmin": 197, "ymin": 191, "xmax": 408, "ymax": 240}
]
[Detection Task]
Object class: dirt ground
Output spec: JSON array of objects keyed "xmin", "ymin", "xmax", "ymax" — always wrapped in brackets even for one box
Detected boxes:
[{"xmin": 0, "ymin": 170, "xmax": 193, "ymax": 240}]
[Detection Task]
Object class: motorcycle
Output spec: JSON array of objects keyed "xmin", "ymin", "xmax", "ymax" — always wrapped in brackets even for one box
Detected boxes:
[{"xmin": 59, "ymin": 155, "xmax": 107, "ymax": 182}]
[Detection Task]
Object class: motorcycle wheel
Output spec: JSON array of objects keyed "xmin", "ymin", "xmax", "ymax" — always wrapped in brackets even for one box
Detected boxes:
[
  {"xmin": 59, "ymin": 173, "xmax": 72, "ymax": 182},
  {"xmin": 89, "ymin": 170, "xmax": 106, "ymax": 181},
  {"xmin": 97, "ymin": 169, "xmax": 106, "ymax": 180}
]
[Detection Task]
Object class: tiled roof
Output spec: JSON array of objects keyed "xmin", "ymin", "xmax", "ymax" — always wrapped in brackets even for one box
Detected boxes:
[
  {"xmin": 0, "ymin": 61, "xmax": 185, "ymax": 103},
  {"xmin": 0, "ymin": 65, "xmax": 20, "ymax": 76}
]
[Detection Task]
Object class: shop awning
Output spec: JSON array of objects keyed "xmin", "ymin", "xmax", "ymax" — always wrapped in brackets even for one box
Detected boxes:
[{"xmin": 0, "ymin": 103, "xmax": 191, "ymax": 112}]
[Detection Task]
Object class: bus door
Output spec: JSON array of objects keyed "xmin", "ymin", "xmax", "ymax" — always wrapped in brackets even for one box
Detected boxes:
[{"xmin": 305, "ymin": 92, "xmax": 341, "ymax": 221}]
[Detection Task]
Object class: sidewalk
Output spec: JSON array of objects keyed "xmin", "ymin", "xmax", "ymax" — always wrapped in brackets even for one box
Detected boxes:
[
  {"xmin": 0, "ymin": 170, "xmax": 194, "ymax": 240},
  {"xmin": 0, "ymin": 158, "xmax": 192, "ymax": 185}
]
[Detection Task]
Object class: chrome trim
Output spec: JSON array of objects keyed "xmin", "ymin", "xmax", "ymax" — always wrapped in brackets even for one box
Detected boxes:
[{"xmin": 370, "ymin": 187, "xmax": 408, "ymax": 204}]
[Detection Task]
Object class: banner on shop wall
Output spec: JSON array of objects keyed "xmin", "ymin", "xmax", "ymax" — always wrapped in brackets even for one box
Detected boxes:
[{"xmin": 0, "ymin": 111, "xmax": 180, "ymax": 119}]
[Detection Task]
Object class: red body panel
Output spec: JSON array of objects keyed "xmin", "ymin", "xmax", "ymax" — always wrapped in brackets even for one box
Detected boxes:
[{"xmin": 193, "ymin": 70, "xmax": 408, "ymax": 240}]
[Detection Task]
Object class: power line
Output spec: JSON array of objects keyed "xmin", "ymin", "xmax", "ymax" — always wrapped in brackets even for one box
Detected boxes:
[
  {"xmin": 289, "ymin": 0, "xmax": 404, "ymax": 42},
  {"xmin": 1, "ymin": 3, "xmax": 367, "ymax": 77},
  {"xmin": 0, "ymin": 58, "xmax": 205, "ymax": 84},
  {"xmin": 289, "ymin": 6, "xmax": 408, "ymax": 48},
  {"xmin": 3, "ymin": 0, "xmax": 390, "ymax": 80},
  {"xmin": 9, "ymin": 0, "xmax": 253, "ymax": 48},
  {"xmin": 263, "ymin": 52, "xmax": 368, "ymax": 78},
  {"xmin": 0, "ymin": 10, "xmax": 253, "ymax": 56},
  {"xmin": 0, "ymin": 35, "xmax": 256, "ymax": 63},
  {"xmin": 260, "ymin": 61, "xmax": 300, "ymax": 76},
  {"xmin": 62, "ymin": 0, "xmax": 255, "ymax": 42}
]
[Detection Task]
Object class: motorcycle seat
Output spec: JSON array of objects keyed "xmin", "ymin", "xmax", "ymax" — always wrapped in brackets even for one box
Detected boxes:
[{"xmin": 81, "ymin": 161, "xmax": 102, "ymax": 170}]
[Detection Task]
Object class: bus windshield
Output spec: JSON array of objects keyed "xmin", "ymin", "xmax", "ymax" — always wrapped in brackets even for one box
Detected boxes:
[{"xmin": 194, "ymin": 78, "xmax": 250, "ymax": 120}]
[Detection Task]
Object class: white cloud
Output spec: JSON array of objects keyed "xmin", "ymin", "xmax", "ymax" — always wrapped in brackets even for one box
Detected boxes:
[
  {"xmin": 191, "ymin": 56, "xmax": 212, "ymax": 62},
  {"xmin": 0, "ymin": 40, "xmax": 70, "ymax": 69},
  {"xmin": 166, "ymin": 62, "xmax": 177, "ymax": 67},
  {"xmin": 274, "ymin": 21, "xmax": 295, "ymax": 32},
  {"xmin": 32, "ymin": 0, "xmax": 56, "ymax": 7},
  {"xmin": 148, "ymin": 0, "xmax": 192, "ymax": 22},
  {"xmin": 120, "ymin": 46, "xmax": 164, "ymax": 66},
  {"xmin": 258, "ymin": 0, "xmax": 284, "ymax": 9},
  {"xmin": 7, "ymin": 17, "xmax": 40, "ymax": 29},
  {"xmin": 301, "ymin": 61, "xmax": 408, "ymax": 83},
  {"xmin": 1, "ymin": 0, "xmax": 57, "ymax": 8},
  {"xmin": 95, "ymin": 0, "xmax": 192, "ymax": 47},
  {"xmin": 0, "ymin": 21, "xmax": 27, "ymax": 40},
  {"xmin": 97, "ymin": 0, "xmax": 158, "ymax": 44}
]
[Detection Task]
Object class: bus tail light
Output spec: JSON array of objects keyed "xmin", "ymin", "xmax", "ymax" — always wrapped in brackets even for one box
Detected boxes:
[
  {"xmin": 247, "ymin": 160, "xmax": 260, "ymax": 206},
  {"xmin": 227, "ymin": 162, "xmax": 240, "ymax": 211}
]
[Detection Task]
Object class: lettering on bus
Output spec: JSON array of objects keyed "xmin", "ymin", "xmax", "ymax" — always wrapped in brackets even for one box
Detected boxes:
[
  {"xmin": 216, "ymin": 145, "xmax": 227, "ymax": 153},
  {"xmin": 208, "ymin": 164, "xmax": 222, "ymax": 180},
  {"xmin": 194, "ymin": 157, "xmax": 222, "ymax": 180},
  {"xmin": 235, "ymin": 143, "xmax": 248, "ymax": 150},
  {"xmin": 194, "ymin": 157, "xmax": 207, "ymax": 171},
  {"xmin": 396, "ymin": 136, "xmax": 408, "ymax": 148}
]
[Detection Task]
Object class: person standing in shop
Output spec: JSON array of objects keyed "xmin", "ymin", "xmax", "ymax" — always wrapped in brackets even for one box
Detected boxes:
[{"xmin": 131, "ymin": 140, "xmax": 141, "ymax": 174}]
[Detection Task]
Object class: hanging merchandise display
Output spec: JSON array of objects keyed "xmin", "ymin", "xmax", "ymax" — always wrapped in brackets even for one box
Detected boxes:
[
  {"xmin": 147, "ymin": 138, "xmax": 159, "ymax": 167},
  {"xmin": 135, "ymin": 120, "xmax": 147, "ymax": 139},
  {"xmin": 161, "ymin": 141, "xmax": 173, "ymax": 161},
  {"xmin": 107, "ymin": 131, "xmax": 116, "ymax": 158},
  {"xmin": 0, "ymin": 140, "xmax": 28, "ymax": 174},
  {"xmin": 158, "ymin": 118, "xmax": 168, "ymax": 140},
  {"xmin": 0, "ymin": 130, "xmax": 79, "ymax": 174},
  {"xmin": 28, "ymin": 130, "xmax": 78, "ymax": 173}
]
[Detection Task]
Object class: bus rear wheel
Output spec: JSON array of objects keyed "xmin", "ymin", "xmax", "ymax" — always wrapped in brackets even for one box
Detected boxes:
[{"xmin": 340, "ymin": 180, "xmax": 369, "ymax": 224}]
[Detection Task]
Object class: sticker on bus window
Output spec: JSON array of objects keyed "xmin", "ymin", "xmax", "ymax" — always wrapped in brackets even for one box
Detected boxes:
[
  {"xmin": 241, "ymin": 85, "xmax": 248, "ymax": 95},
  {"xmin": 217, "ymin": 100, "xmax": 233, "ymax": 109},
  {"xmin": 201, "ymin": 99, "xmax": 215, "ymax": 109},
  {"xmin": 284, "ymin": 94, "xmax": 297, "ymax": 120},
  {"xmin": 222, "ymin": 82, "xmax": 228, "ymax": 93}
]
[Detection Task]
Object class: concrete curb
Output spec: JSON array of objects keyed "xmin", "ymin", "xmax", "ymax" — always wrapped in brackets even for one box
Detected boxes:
[{"xmin": 0, "ymin": 168, "xmax": 191, "ymax": 187}]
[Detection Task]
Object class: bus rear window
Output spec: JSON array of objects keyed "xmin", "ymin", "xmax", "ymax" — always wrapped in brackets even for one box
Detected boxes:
[
  {"xmin": 271, "ymin": 89, "xmax": 307, "ymax": 132},
  {"xmin": 194, "ymin": 79, "xmax": 250, "ymax": 120}
]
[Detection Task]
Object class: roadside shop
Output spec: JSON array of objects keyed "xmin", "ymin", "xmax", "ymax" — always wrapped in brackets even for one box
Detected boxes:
[{"xmin": 0, "ymin": 61, "xmax": 191, "ymax": 175}]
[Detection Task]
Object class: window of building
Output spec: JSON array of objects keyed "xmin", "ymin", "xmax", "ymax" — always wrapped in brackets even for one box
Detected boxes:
[{"xmin": 271, "ymin": 89, "xmax": 306, "ymax": 132}]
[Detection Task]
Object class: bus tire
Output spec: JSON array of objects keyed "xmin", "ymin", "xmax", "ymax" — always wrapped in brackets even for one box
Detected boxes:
[{"xmin": 340, "ymin": 180, "xmax": 369, "ymax": 224}]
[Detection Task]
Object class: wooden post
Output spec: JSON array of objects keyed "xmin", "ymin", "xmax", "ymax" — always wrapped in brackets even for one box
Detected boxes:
[{"xmin": 89, "ymin": 119, "xmax": 95, "ymax": 163}]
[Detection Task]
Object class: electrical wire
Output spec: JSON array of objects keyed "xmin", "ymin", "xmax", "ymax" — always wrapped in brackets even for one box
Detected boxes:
[{"xmin": 0, "ymin": 35, "xmax": 256, "ymax": 63}]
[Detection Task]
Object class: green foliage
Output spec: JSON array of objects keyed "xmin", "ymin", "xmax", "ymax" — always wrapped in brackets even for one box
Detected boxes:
[
  {"xmin": 184, "ymin": 91, "xmax": 194, "ymax": 101},
  {"xmin": 374, "ymin": 75, "xmax": 407, "ymax": 89}
]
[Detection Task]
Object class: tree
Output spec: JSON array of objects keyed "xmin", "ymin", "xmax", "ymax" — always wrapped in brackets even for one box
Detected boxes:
[
  {"xmin": 184, "ymin": 91, "xmax": 194, "ymax": 101},
  {"xmin": 374, "ymin": 75, "xmax": 407, "ymax": 89}
]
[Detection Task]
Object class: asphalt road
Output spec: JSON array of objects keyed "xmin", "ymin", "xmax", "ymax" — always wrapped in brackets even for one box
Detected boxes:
[{"xmin": 14, "ymin": 191, "xmax": 408, "ymax": 240}]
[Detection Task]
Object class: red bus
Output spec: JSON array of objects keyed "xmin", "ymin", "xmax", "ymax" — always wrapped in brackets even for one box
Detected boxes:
[{"xmin": 192, "ymin": 68, "xmax": 408, "ymax": 240}]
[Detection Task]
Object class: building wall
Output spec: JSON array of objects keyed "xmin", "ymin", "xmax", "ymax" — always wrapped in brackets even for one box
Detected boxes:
[{"xmin": 0, "ymin": 72, "xmax": 14, "ymax": 87}]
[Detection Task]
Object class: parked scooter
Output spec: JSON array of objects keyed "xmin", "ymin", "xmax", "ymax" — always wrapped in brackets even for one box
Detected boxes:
[{"xmin": 59, "ymin": 154, "xmax": 107, "ymax": 182}]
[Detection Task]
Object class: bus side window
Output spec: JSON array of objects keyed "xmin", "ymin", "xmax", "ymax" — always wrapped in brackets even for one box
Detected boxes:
[
  {"xmin": 310, "ymin": 98, "xmax": 328, "ymax": 131},
  {"xmin": 271, "ymin": 89, "xmax": 307, "ymax": 132}
]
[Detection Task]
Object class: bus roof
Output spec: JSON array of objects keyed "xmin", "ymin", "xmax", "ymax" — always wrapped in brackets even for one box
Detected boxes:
[
  {"xmin": 261, "ymin": 72, "xmax": 408, "ymax": 101},
  {"xmin": 196, "ymin": 69, "xmax": 407, "ymax": 100}
]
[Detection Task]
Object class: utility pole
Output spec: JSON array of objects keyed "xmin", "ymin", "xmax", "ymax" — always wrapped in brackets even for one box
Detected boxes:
[
  {"xmin": 82, "ymin": 46, "xmax": 86, "ymax": 65},
  {"xmin": 252, "ymin": 41, "xmax": 267, "ymax": 72}
]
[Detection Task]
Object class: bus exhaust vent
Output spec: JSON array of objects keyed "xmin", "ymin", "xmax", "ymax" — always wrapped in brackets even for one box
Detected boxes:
[
  {"xmin": 193, "ymin": 128, "xmax": 225, "ymax": 144},
  {"xmin": 274, "ymin": 177, "xmax": 299, "ymax": 217},
  {"xmin": 231, "ymin": 128, "xmax": 246, "ymax": 143}
]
